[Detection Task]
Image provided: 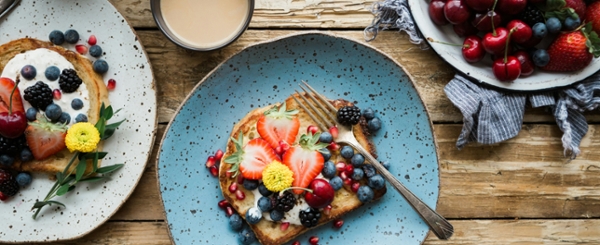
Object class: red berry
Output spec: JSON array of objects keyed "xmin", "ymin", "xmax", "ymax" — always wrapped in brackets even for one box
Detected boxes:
[
  {"xmin": 225, "ymin": 169, "xmax": 233, "ymax": 178},
  {"xmin": 506, "ymin": 20, "xmax": 532, "ymax": 44},
  {"xmin": 323, "ymin": 204, "xmax": 332, "ymax": 216},
  {"xmin": 327, "ymin": 142, "xmax": 340, "ymax": 151},
  {"xmin": 351, "ymin": 181, "xmax": 360, "ymax": 192},
  {"xmin": 229, "ymin": 182, "xmax": 238, "ymax": 193},
  {"xmin": 237, "ymin": 174, "xmax": 244, "ymax": 184},
  {"xmin": 279, "ymin": 141, "xmax": 290, "ymax": 152},
  {"xmin": 280, "ymin": 222, "xmax": 290, "ymax": 231},
  {"xmin": 344, "ymin": 164, "xmax": 354, "ymax": 175},
  {"xmin": 225, "ymin": 206, "xmax": 234, "ymax": 216},
  {"xmin": 274, "ymin": 145, "xmax": 284, "ymax": 155},
  {"xmin": 309, "ymin": 236, "xmax": 319, "ymax": 245},
  {"xmin": 209, "ymin": 165, "xmax": 218, "ymax": 177},
  {"xmin": 52, "ymin": 89, "xmax": 62, "ymax": 100},
  {"xmin": 0, "ymin": 192, "xmax": 8, "ymax": 201},
  {"xmin": 218, "ymin": 199, "xmax": 230, "ymax": 209},
  {"xmin": 443, "ymin": 0, "xmax": 471, "ymax": 25},
  {"xmin": 333, "ymin": 219, "xmax": 344, "ymax": 229},
  {"xmin": 307, "ymin": 125, "xmax": 319, "ymax": 135},
  {"xmin": 205, "ymin": 156, "xmax": 216, "ymax": 168},
  {"xmin": 107, "ymin": 79, "xmax": 116, "ymax": 91},
  {"xmin": 235, "ymin": 189, "xmax": 245, "ymax": 200},
  {"xmin": 339, "ymin": 171, "xmax": 349, "ymax": 180},
  {"xmin": 335, "ymin": 162, "xmax": 346, "ymax": 171},
  {"xmin": 292, "ymin": 241, "xmax": 301, "ymax": 245},
  {"xmin": 343, "ymin": 178, "xmax": 352, "ymax": 186},
  {"xmin": 462, "ymin": 35, "xmax": 485, "ymax": 63},
  {"xmin": 88, "ymin": 35, "xmax": 97, "ymax": 45},
  {"xmin": 429, "ymin": 0, "xmax": 448, "ymax": 26},
  {"xmin": 492, "ymin": 56, "xmax": 521, "ymax": 81},
  {"xmin": 75, "ymin": 44, "xmax": 88, "ymax": 55},
  {"xmin": 328, "ymin": 126, "xmax": 338, "ymax": 138},
  {"xmin": 214, "ymin": 149, "xmax": 224, "ymax": 161}
]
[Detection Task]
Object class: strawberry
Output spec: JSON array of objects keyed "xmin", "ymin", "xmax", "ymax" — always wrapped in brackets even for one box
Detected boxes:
[
  {"xmin": 256, "ymin": 103, "xmax": 300, "ymax": 149},
  {"xmin": 565, "ymin": 0, "xmax": 586, "ymax": 19},
  {"xmin": 24, "ymin": 117, "xmax": 67, "ymax": 160},
  {"xmin": 543, "ymin": 23, "xmax": 600, "ymax": 72},
  {"xmin": 282, "ymin": 133, "xmax": 329, "ymax": 194},
  {"xmin": 224, "ymin": 133, "xmax": 280, "ymax": 180},
  {"xmin": 0, "ymin": 77, "xmax": 24, "ymax": 113},
  {"xmin": 585, "ymin": 1, "xmax": 600, "ymax": 34},
  {"xmin": 546, "ymin": 0, "xmax": 585, "ymax": 22}
]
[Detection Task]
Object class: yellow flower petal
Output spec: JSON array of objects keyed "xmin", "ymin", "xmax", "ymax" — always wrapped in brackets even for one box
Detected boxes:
[
  {"xmin": 65, "ymin": 122, "xmax": 101, "ymax": 153},
  {"xmin": 262, "ymin": 160, "xmax": 294, "ymax": 192}
]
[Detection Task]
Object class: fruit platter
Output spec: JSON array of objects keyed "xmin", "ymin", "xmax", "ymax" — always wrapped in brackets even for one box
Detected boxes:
[{"xmin": 409, "ymin": 0, "xmax": 600, "ymax": 91}]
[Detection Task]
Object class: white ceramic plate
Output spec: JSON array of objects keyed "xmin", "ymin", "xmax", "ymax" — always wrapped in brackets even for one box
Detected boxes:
[
  {"xmin": 408, "ymin": 0, "xmax": 600, "ymax": 91},
  {"xmin": 0, "ymin": 0, "xmax": 156, "ymax": 242}
]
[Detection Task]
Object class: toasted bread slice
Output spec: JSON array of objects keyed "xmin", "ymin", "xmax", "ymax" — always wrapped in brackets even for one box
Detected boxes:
[
  {"xmin": 219, "ymin": 93, "xmax": 386, "ymax": 245},
  {"xmin": 0, "ymin": 38, "xmax": 109, "ymax": 173}
]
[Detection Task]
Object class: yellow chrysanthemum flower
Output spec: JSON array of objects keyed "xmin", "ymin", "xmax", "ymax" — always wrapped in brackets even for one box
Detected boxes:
[
  {"xmin": 262, "ymin": 160, "xmax": 294, "ymax": 192},
  {"xmin": 65, "ymin": 122, "xmax": 101, "ymax": 153}
]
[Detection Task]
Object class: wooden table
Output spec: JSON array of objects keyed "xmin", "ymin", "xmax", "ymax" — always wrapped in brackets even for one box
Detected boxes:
[{"xmin": 47, "ymin": 1, "xmax": 600, "ymax": 244}]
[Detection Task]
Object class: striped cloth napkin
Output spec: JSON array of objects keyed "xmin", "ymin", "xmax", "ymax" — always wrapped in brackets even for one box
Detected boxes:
[{"xmin": 365, "ymin": 0, "xmax": 600, "ymax": 158}]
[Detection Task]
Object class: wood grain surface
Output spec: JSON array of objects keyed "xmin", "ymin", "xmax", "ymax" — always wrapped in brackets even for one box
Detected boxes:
[{"xmin": 30, "ymin": 0, "xmax": 600, "ymax": 244}]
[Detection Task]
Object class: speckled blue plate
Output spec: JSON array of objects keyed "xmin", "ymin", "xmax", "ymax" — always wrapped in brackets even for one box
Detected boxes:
[{"xmin": 157, "ymin": 32, "xmax": 440, "ymax": 245}]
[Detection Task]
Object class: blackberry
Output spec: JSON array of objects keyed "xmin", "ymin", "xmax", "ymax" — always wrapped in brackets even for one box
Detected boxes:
[
  {"xmin": 299, "ymin": 207, "xmax": 321, "ymax": 228},
  {"xmin": 24, "ymin": 81, "xmax": 53, "ymax": 110},
  {"xmin": 516, "ymin": 5, "xmax": 545, "ymax": 27},
  {"xmin": 274, "ymin": 191, "xmax": 296, "ymax": 212},
  {"xmin": 337, "ymin": 105, "xmax": 361, "ymax": 125},
  {"xmin": 0, "ymin": 169, "xmax": 19, "ymax": 197},
  {"xmin": 0, "ymin": 135, "xmax": 26, "ymax": 156},
  {"xmin": 59, "ymin": 69, "xmax": 83, "ymax": 93}
]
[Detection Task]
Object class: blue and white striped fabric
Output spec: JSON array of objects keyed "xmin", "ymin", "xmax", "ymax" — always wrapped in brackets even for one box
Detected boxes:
[{"xmin": 366, "ymin": 0, "xmax": 600, "ymax": 158}]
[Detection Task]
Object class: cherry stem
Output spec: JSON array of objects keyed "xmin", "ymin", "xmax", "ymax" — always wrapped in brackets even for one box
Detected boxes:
[
  {"xmin": 279, "ymin": 187, "xmax": 313, "ymax": 196},
  {"xmin": 426, "ymin": 37, "xmax": 463, "ymax": 47},
  {"xmin": 7, "ymin": 77, "xmax": 19, "ymax": 115},
  {"xmin": 491, "ymin": 0, "xmax": 498, "ymax": 36},
  {"xmin": 504, "ymin": 28, "xmax": 517, "ymax": 63}
]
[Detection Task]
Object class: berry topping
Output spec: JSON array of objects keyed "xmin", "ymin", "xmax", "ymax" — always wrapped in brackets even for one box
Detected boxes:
[
  {"xmin": 269, "ymin": 209, "xmax": 284, "ymax": 221},
  {"xmin": 25, "ymin": 108, "xmax": 37, "ymax": 122},
  {"xmin": 329, "ymin": 176, "xmax": 343, "ymax": 191},
  {"xmin": 0, "ymin": 134, "xmax": 26, "ymax": 156},
  {"xmin": 321, "ymin": 160, "xmax": 336, "ymax": 178},
  {"xmin": 52, "ymin": 89, "xmax": 62, "ymax": 100},
  {"xmin": 64, "ymin": 29, "xmax": 80, "ymax": 44},
  {"xmin": 49, "ymin": 30, "xmax": 65, "ymax": 45},
  {"xmin": 350, "ymin": 153, "xmax": 365, "ymax": 167},
  {"xmin": 89, "ymin": 45, "xmax": 103, "ymax": 58},
  {"xmin": 340, "ymin": 145, "xmax": 354, "ymax": 159},
  {"xmin": 352, "ymin": 168, "xmax": 365, "ymax": 180},
  {"xmin": 93, "ymin": 59, "xmax": 109, "ymax": 74},
  {"xmin": 318, "ymin": 131, "xmax": 333, "ymax": 143},
  {"xmin": 309, "ymin": 236, "xmax": 320, "ymax": 245},
  {"xmin": 87, "ymin": 35, "xmax": 97, "ymax": 45},
  {"xmin": 44, "ymin": 104, "xmax": 63, "ymax": 121},
  {"xmin": 15, "ymin": 172, "xmax": 32, "ymax": 187},
  {"xmin": 0, "ymin": 154, "xmax": 14, "ymax": 167},
  {"xmin": 274, "ymin": 191, "xmax": 296, "ymax": 212},
  {"xmin": 282, "ymin": 133, "xmax": 328, "ymax": 194},
  {"xmin": 19, "ymin": 147, "xmax": 33, "ymax": 162},
  {"xmin": 242, "ymin": 178, "xmax": 259, "ymax": 190},
  {"xmin": 368, "ymin": 117, "xmax": 382, "ymax": 132},
  {"xmin": 362, "ymin": 164, "xmax": 377, "ymax": 178},
  {"xmin": 299, "ymin": 207, "xmax": 322, "ymax": 228},
  {"xmin": 257, "ymin": 196, "xmax": 273, "ymax": 212},
  {"xmin": 319, "ymin": 147, "xmax": 331, "ymax": 161},
  {"xmin": 71, "ymin": 98, "xmax": 84, "ymax": 110},
  {"xmin": 59, "ymin": 68, "xmax": 83, "ymax": 93},
  {"xmin": 258, "ymin": 182, "xmax": 273, "ymax": 197},
  {"xmin": 362, "ymin": 107, "xmax": 375, "ymax": 120},
  {"xmin": 238, "ymin": 226, "xmax": 257, "ymax": 245},
  {"xmin": 357, "ymin": 185, "xmax": 375, "ymax": 203},
  {"xmin": 224, "ymin": 134, "xmax": 280, "ymax": 180},
  {"xmin": 337, "ymin": 105, "xmax": 361, "ymax": 125},
  {"xmin": 58, "ymin": 112, "xmax": 71, "ymax": 125},
  {"xmin": 75, "ymin": 113, "xmax": 88, "ymax": 123},
  {"xmin": 0, "ymin": 169, "xmax": 19, "ymax": 197},
  {"xmin": 24, "ymin": 117, "xmax": 67, "ymax": 160},
  {"xmin": 304, "ymin": 179, "xmax": 335, "ymax": 208},
  {"xmin": 44, "ymin": 66, "xmax": 61, "ymax": 81},
  {"xmin": 0, "ymin": 78, "xmax": 27, "ymax": 138},
  {"xmin": 229, "ymin": 213, "xmax": 243, "ymax": 231},
  {"xmin": 515, "ymin": 4, "xmax": 544, "ymax": 27},
  {"xmin": 75, "ymin": 44, "xmax": 88, "ymax": 55},
  {"xmin": 107, "ymin": 79, "xmax": 116, "ymax": 90},
  {"xmin": 256, "ymin": 103, "xmax": 300, "ymax": 149},
  {"xmin": 245, "ymin": 206, "xmax": 262, "ymax": 224},
  {"xmin": 367, "ymin": 174, "xmax": 386, "ymax": 190},
  {"xmin": 21, "ymin": 65, "xmax": 37, "ymax": 80},
  {"xmin": 24, "ymin": 81, "xmax": 53, "ymax": 110}
]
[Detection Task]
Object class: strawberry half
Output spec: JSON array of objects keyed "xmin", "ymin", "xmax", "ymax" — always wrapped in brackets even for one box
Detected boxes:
[
  {"xmin": 224, "ymin": 133, "xmax": 280, "ymax": 180},
  {"xmin": 257, "ymin": 103, "xmax": 300, "ymax": 149},
  {"xmin": 543, "ymin": 23, "xmax": 600, "ymax": 72},
  {"xmin": 0, "ymin": 77, "xmax": 25, "ymax": 113},
  {"xmin": 282, "ymin": 133, "xmax": 329, "ymax": 194},
  {"xmin": 24, "ymin": 117, "xmax": 67, "ymax": 160}
]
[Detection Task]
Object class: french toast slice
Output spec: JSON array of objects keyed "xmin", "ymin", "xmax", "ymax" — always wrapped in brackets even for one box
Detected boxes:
[
  {"xmin": 219, "ymin": 93, "xmax": 386, "ymax": 245},
  {"xmin": 0, "ymin": 38, "xmax": 109, "ymax": 173}
]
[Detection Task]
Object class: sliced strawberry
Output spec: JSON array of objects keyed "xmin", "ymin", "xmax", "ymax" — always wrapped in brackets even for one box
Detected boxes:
[
  {"xmin": 0, "ymin": 77, "xmax": 25, "ymax": 113},
  {"xmin": 224, "ymin": 134, "xmax": 280, "ymax": 180},
  {"xmin": 282, "ymin": 133, "xmax": 329, "ymax": 194},
  {"xmin": 256, "ymin": 103, "xmax": 300, "ymax": 149},
  {"xmin": 24, "ymin": 118, "xmax": 67, "ymax": 160}
]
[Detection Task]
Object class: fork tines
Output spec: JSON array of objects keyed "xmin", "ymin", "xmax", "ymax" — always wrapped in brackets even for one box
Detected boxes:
[{"xmin": 293, "ymin": 81, "xmax": 338, "ymax": 132}]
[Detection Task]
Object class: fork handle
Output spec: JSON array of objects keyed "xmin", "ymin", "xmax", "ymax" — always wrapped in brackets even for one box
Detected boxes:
[{"xmin": 346, "ymin": 141, "xmax": 454, "ymax": 240}]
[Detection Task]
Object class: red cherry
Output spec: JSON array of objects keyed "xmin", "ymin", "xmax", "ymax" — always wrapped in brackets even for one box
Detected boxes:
[
  {"xmin": 471, "ymin": 11, "xmax": 502, "ymax": 32},
  {"xmin": 493, "ymin": 56, "xmax": 521, "ymax": 81},
  {"xmin": 304, "ymin": 179, "xmax": 335, "ymax": 208},
  {"xmin": 482, "ymin": 27, "xmax": 509, "ymax": 54},
  {"xmin": 519, "ymin": 36, "xmax": 542, "ymax": 48},
  {"xmin": 443, "ymin": 0, "xmax": 472, "ymax": 25},
  {"xmin": 429, "ymin": 0, "xmax": 449, "ymax": 26},
  {"xmin": 496, "ymin": 0, "xmax": 526, "ymax": 15},
  {"xmin": 462, "ymin": 35, "xmax": 485, "ymax": 63},
  {"xmin": 453, "ymin": 21, "xmax": 478, "ymax": 37},
  {"xmin": 464, "ymin": 0, "xmax": 494, "ymax": 12},
  {"xmin": 0, "ymin": 78, "xmax": 27, "ymax": 138},
  {"xmin": 506, "ymin": 20, "xmax": 532, "ymax": 44},
  {"xmin": 514, "ymin": 51, "xmax": 534, "ymax": 77}
]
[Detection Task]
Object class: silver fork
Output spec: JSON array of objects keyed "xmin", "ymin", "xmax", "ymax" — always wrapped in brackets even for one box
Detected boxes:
[{"xmin": 293, "ymin": 81, "xmax": 454, "ymax": 240}]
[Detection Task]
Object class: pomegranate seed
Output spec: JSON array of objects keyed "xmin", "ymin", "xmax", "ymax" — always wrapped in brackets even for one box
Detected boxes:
[
  {"xmin": 88, "ymin": 35, "xmax": 97, "ymax": 45},
  {"xmin": 75, "ymin": 44, "xmax": 88, "ymax": 55},
  {"xmin": 351, "ymin": 181, "xmax": 360, "ymax": 192},
  {"xmin": 218, "ymin": 199, "xmax": 230, "ymax": 209},
  {"xmin": 214, "ymin": 149, "xmax": 224, "ymax": 161},
  {"xmin": 343, "ymin": 178, "xmax": 352, "ymax": 186},
  {"xmin": 209, "ymin": 166, "xmax": 218, "ymax": 177},
  {"xmin": 339, "ymin": 171, "xmax": 348, "ymax": 180},
  {"xmin": 333, "ymin": 219, "xmax": 344, "ymax": 229},
  {"xmin": 329, "ymin": 126, "xmax": 339, "ymax": 138},
  {"xmin": 52, "ymin": 89, "xmax": 62, "ymax": 100},
  {"xmin": 307, "ymin": 125, "xmax": 319, "ymax": 134},
  {"xmin": 344, "ymin": 165, "xmax": 354, "ymax": 175},
  {"xmin": 107, "ymin": 79, "xmax": 116, "ymax": 91},
  {"xmin": 235, "ymin": 189, "xmax": 245, "ymax": 200},
  {"xmin": 327, "ymin": 142, "xmax": 340, "ymax": 151},
  {"xmin": 229, "ymin": 182, "xmax": 238, "ymax": 193},
  {"xmin": 205, "ymin": 156, "xmax": 216, "ymax": 168},
  {"xmin": 0, "ymin": 192, "xmax": 8, "ymax": 201},
  {"xmin": 323, "ymin": 205, "xmax": 332, "ymax": 215},
  {"xmin": 292, "ymin": 241, "xmax": 301, "ymax": 245},
  {"xmin": 225, "ymin": 170, "xmax": 233, "ymax": 178},
  {"xmin": 335, "ymin": 162, "xmax": 346, "ymax": 171},
  {"xmin": 225, "ymin": 206, "xmax": 234, "ymax": 216},
  {"xmin": 279, "ymin": 141, "xmax": 290, "ymax": 152},
  {"xmin": 309, "ymin": 236, "xmax": 319, "ymax": 245},
  {"xmin": 280, "ymin": 222, "xmax": 290, "ymax": 231},
  {"xmin": 237, "ymin": 175, "xmax": 244, "ymax": 184},
  {"xmin": 274, "ymin": 145, "xmax": 284, "ymax": 155}
]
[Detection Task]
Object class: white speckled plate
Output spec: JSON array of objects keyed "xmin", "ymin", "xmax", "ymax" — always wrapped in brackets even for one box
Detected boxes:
[{"xmin": 0, "ymin": 0, "xmax": 156, "ymax": 243}]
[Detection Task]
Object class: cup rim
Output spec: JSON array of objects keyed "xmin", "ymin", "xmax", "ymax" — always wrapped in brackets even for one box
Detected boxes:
[{"xmin": 150, "ymin": 0, "xmax": 255, "ymax": 52}]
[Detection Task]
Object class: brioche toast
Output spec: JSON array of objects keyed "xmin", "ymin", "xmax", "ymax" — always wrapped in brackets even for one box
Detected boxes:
[
  {"xmin": 219, "ymin": 93, "xmax": 386, "ymax": 245},
  {"xmin": 0, "ymin": 38, "xmax": 109, "ymax": 173}
]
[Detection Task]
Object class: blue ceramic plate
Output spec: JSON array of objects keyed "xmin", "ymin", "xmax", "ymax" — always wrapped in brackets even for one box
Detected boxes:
[{"xmin": 157, "ymin": 32, "xmax": 440, "ymax": 245}]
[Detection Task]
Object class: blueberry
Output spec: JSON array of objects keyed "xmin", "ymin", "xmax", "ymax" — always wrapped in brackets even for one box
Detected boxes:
[
  {"xmin": 321, "ymin": 160, "xmax": 336, "ymax": 178},
  {"xmin": 257, "ymin": 196, "xmax": 273, "ymax": 212},
  {"xmin": 532, "ymin": 49, "xmax": 550, "ymax": 67},
  {"xmin": 362, "ymin": 164, "xmax": 376, "ymax": 178},
  {"xmin": 0, "ymin": 154, "xmax": 14, "ymax": 167},
  {"xmin": 49, "ymin": 30, "xmax": 65, "ymax": 45},
  {"xmin": 92, "ymin": 59, "xmax": 109, "ymax": 74},
  {"xmin": 357, "ymin": 185, "xmax": 375, "ymax": 203},
  {"xmin": 368, "ymin": 117, "xmax": 382, "ymax": 132},
  {"xmin": 532, "ymin": 23, "xmax": 547, "ymax": 39},
  {"xmin": 368, "ymin": 174, "xmax": 385, "ymax": 190},
  {"xmin": 20, "ymin": 148, "xmax": 33, "ymax": 162},
  {"xmin": 350, "ymin": 153, "xmax": 365, "ymax": 167},
  {"xmin": 258, "ymin": 182, "xmax": 272, "ymax": 197},
  {"xmin": 245, "ymin": 207, "xmax": 262, "ymax": 225},
  {"xmin": 318, "ymin": 132, "xmax": 333, "ymax": 143},
  {"xmin": 564, "ymin": 16, "xmax": 581, "ymax": 31},
  {"xmin": 362, "ymin": 107, "xmax": 375, "ymax": 120},
  {"xmin": 44, "ymin": 66, "xmax": 61, "ymax": 81},
  {"xmin": 64, "ymin": 29, "xmax": 79, "ymax": 44},
  {"xmin": 229, "ymin": 213, "xmax": 243, "ymax": 231},
  {"xmin": 546, "ymin": 17, "xmax": 562, "ymax": 34},
  {"xmin": 319, "ymin": 148, "xmax": 331, "ymax": 162},
  {"xmin": 238, "ymin": 226, "xmax": 257, "ymax": 245},
  {"xmin": 329, "ymin": 176, "xmax": 343, "ymax": 191},
  {"xmin": 340, "ymin": 145, "xmax": 354, "ymax": 159},
  {"xmin": 71, "ymin": 98, "xmax": 84, "ymax": 110},
  {"xmin": 58, "ymin": 112, "xmax": 71, "ymax": 124},
  {"xmin": 21, "ymin": 65, "xmax": 37, "ymax": 80},
  {"xmin": 15, "ymin": 172, "xmax": 32, "ymax": 187},
  {"xmin": 381, "ymin": 161, "xmax": 390, "ymax": 170},
  {"xmin": 45, "ymin": 104, "xmax": 62, "ymax": 121},
  {"xmin": 89, "ymin": 45, "xmax": 103, "ymax": 58},
  {"xmin": 242, "ymin": 179, "xmax": 259, "ymax": 190},
  {"xmin": 75, "ymin": 113, "xmax": 88, "ymax": 122},
  {"xmin": 26, "ymin": 107, "xmax": 38, "ymax": 121},
  {"xmin": 352, "ymin": 168, "xmax": 364, "ymax": 180},
  {"xmin": 269, "ymin": 209, "xmax": 284, "ymax": 221}
]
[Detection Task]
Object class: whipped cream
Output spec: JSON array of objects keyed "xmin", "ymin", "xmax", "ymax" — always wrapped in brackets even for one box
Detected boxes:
[{"xmin": 1, "ymin": 48, "xmax": 90, "ymax": 126}]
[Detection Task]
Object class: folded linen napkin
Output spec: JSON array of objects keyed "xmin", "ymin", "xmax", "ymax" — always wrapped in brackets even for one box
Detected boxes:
[{"xmin": 365, "ymin": 0, "xmax": 600, "ymax": 158}]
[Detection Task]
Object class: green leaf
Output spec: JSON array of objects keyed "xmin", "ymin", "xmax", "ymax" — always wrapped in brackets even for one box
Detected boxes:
[
  {"xmin": 95, "ymin": 117, "xmax": 107, "ymax": 139},
  {"xmin": 99, "ymin": 103, "xmax": 106, "ymax": 119},
  {"xmin": 79, "ymin": 176, "xmax": 105, "ymax": 183},
  {"xmin": 55, "ymin": 172, "xmax": 64, "ymax": 182},
  {"xmin": 545, "ymin": 8, "xmax": 578, "ymax": 21},
  {"xmin": 56, "ymin": 184, "xmax": 75, "ymax": 196},
  {"xmin": 96, "ymin": 164, "xmax": 124, "ymax": 174},
  {"xmin": 104, "ymin": 105, "xmax": 114, "ymax": 121},
  {"xmin": 584, "ymin": 28, "xmax": 600, "ymax": 58},
  {"xmin": 60, "ymin": 175, "xmax": 76, "ymax": 186},
  {"xmin": 32, "ymin": 201, "xmax": 49, "ymax": 209},
  {"xmin": 105, "ymin": 119, "xmax": 125, "ymax": 130},
  {"xmin": 81, "ymin": 152, "xmax": 108, "ymax": 160},
  {"xmin": 45, "ymin": 200, "xmax": 66, "ymax": 207},
  {"xmin": 92, "ymin": 151, "xmax": 100, "ymax": 172},
  {"xmin": 75, "ymin": 158, "xmax": 87, "ymax": 181}
]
